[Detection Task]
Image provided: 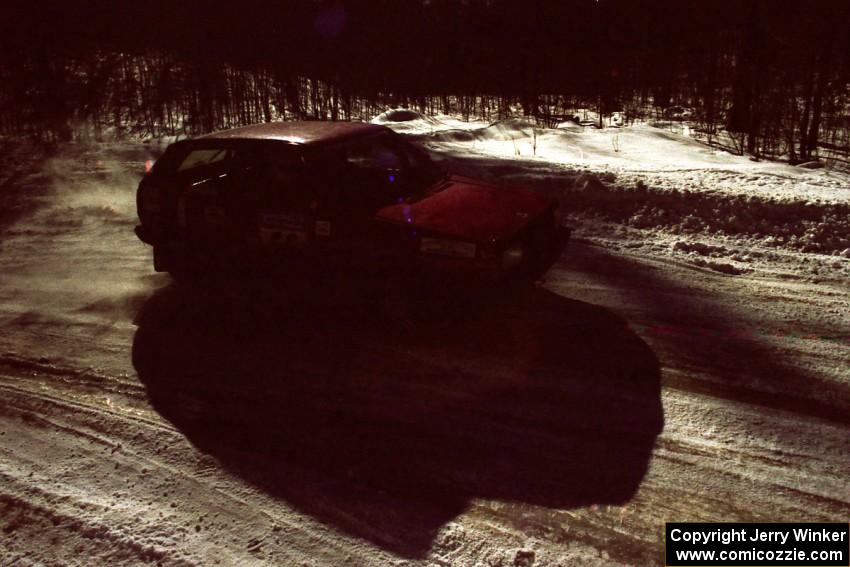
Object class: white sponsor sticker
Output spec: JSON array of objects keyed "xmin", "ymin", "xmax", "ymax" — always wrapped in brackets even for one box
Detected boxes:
[
  {"xmin": 420, "ymin": 238, "xmax": 477, "ymax": 258},
  {"xmin": 315, "ymin": 220, "xmax": 331, "ymax": 237},
  {"xmin": 260, "ymin": 228, "xmax": 307, "ymax": 246}
]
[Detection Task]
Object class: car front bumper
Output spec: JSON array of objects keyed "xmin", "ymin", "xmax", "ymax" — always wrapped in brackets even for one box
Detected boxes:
[{"xmin": 415, "ymin": 224, "xmax": 571, "ymax": 291}]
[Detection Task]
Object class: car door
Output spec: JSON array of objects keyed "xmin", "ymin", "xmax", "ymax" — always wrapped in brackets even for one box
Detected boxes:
[
  {"xmin": 173, "ymin": 144, "xmax": 243, "ymax": 243},
  {"xmin": 249, "ymin": 144, "xmax": 316, "ymax": 250},
  {"xmin": 311, "ymin": 134, "xmax": 411, "ymax": 258}
]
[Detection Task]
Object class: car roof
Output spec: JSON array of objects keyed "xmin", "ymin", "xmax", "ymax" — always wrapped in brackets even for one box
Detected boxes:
[{"xmin": 197, "ymin": 121, "xmax": 387, "ymax": 145}]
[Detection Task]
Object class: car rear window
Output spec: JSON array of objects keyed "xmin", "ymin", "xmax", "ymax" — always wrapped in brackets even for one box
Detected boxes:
[
  {"xmin": 148, "ymin": 143, "xmax": 238, "ymax": 177},
  {"xmin": 177, "ymin": 148, "xmax": 233, "ymax": 172}
]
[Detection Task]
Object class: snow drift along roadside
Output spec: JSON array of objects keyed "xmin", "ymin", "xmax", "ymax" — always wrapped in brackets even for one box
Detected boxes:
[{"xmin": 418, "ymin": 120, "xmax": 850, "ymax": 257}]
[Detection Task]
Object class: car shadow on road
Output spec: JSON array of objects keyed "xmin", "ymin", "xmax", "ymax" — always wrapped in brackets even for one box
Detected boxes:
[
  {"xmin": 566, "ymin": 244, "xmax": 850, "ymax": 424},
  {"xmin": 132, "ymin": 278, "xmax": 663, "ymax": 558}
]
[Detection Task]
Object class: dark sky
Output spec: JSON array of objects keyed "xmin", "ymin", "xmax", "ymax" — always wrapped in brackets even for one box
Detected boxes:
[{"xmin": 2, "ymin": 1, "xmax": 848, "ymax": 95}]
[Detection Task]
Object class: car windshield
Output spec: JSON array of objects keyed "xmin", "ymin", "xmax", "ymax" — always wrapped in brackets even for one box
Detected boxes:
[
  {"xmin": 399, "ymin": 141, "xmax": 445, "ymax": 192},
  {"xmin": 343, "ymin": 135, "xmax": 444, "ymax": 204}
]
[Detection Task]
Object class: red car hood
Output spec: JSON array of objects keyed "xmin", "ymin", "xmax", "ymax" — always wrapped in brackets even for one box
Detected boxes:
[{"xmin": 375, "ymin": 176, "xmax": 553, "ymax": 243}]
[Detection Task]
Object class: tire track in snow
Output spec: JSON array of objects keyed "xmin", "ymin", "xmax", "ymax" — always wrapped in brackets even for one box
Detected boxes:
[{"xmin": 0, "ymin": 374, "xmax": 399, "ymax": 566}]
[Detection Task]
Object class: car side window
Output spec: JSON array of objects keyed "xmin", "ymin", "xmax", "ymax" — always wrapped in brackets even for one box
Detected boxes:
[
  {"xmin": 344, "ymin": 138, "xmax": 404, "ymax": 171},
  {"xmin": 255, "ymin": 148, "xmax": 305, "ymax": 185},
  {"xmin": 398, "ymin": 142, "xmax": 428, "ymax": 170},
  {"xmin": 308, "ymin": 136, "xmax": 423, "ymax": 215},
  {"xmin": 249, "ymin": 148, "xmax": 316, "ymax": 208}
]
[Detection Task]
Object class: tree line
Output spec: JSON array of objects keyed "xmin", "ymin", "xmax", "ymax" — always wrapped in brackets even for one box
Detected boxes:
[{"xmin": 1, "ymin": 0, "xmax": 848, "ymax": 165}]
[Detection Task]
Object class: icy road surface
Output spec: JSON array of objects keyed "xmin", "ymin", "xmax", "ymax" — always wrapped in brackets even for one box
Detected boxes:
[{"xmin": 0, "ymin": 132, "xmax": 849, "ymax": 566}]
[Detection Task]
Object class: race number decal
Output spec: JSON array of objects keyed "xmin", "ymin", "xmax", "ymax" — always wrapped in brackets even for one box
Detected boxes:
[
  {"xmin": 260, "ymin": 211, "xmax": 308, "ymax": 246},
  {"xmin": 260, "ymin": 228, "xmax": 307, "ymax": 246}
]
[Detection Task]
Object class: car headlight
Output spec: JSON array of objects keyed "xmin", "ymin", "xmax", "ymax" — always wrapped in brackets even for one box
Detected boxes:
[
  {"xmin": 420, "ymin": 238, "xmax": 477, "ymax": 258},
  {"xmin": 501, "ymin": 241, "xmax": 524, "ymax": 269}
]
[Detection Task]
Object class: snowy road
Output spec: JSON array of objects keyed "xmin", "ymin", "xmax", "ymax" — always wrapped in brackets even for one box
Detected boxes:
[{"xmin": 0, "ymin": 136, "xmax": 848, "ymax": 565}]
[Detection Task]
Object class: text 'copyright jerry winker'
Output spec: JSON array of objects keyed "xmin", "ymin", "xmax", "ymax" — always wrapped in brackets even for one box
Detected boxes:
[{"xmin": 665, "ymin": 522, "xmax": 849, "ymax": 566}]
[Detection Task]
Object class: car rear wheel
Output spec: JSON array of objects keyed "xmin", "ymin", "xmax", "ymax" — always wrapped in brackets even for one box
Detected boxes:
[{"xmin": 155, "ymin": 243, "xmax": 219, "ymax": 283}]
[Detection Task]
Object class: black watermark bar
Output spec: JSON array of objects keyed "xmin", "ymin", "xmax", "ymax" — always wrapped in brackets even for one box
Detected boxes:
[{"xmin": 666, "ymin": 523, "xmax": 849, "ymax": 566}]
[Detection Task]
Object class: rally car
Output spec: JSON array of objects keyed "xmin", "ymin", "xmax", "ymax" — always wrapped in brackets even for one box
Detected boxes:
[{"xmin": 135, "ymin": 121, "xmax": 568, "ymax": 292}]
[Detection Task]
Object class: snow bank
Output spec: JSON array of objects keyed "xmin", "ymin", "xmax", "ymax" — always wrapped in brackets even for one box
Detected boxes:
[
  {"xmin": 370, "ymin": 108, "xmax": 441, "ymax": 134},
  {"xmin": 420, "ymin": 119, "xmax": 850, "ymax": 256},
  {"xmin": 372, "ymin": 108, "xmax": 429, "ymax": 123},
  {"xmin": 561, "ymin": 175, "xmax": 850, "ymax": 255},
  {"xmin": 371, "ymin": 109, "xmax": 489, "ymax": 135}
]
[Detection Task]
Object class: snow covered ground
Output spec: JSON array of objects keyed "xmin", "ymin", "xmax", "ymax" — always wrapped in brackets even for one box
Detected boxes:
[{"xmin": 0, "ymin": 118, "xmax": 848, "ymax": 565}]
